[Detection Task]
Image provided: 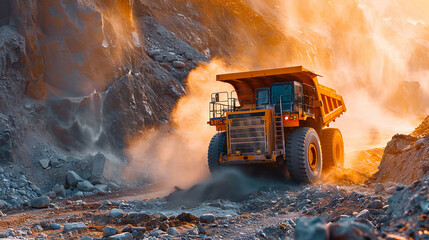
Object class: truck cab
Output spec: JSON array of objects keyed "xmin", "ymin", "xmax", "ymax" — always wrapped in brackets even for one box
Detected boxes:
[
  {"xmin": 257, "ymin": 82, "xmax": 305, "ymax": 112},
  {"xmin": 208, "ymin": 66, "xmax": 346, "ymax": 183}
]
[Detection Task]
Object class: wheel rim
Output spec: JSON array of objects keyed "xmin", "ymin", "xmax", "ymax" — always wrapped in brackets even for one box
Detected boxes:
[
  {"xmin": 308, "ymin": 142, "xmax": 318, "ymax": 171},
  {"xmin": 335, "ymin": 142, "xmax": 341, "ymax": 160}
]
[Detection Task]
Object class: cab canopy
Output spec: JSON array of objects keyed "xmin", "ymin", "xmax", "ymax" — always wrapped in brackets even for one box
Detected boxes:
[{"xmin": 216, "ymin": 66, "xmax": 320, "ymax": 105}]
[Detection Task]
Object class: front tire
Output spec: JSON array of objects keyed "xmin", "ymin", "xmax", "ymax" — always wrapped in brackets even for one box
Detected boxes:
[
  {"xmin": 321, "ymin": 128, "xmax": 344, "ymax": 171},
  {"xmin": 208, "ymin": 132, "xmax": 226, "ymax": 173},
  {"xmin": 286, "ymin": 128, "xmax": 322, "ymax": 183}
]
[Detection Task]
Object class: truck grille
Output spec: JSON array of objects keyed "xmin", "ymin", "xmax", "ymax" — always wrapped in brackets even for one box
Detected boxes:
[{"xmin": 228, "ymin": 114, "xmax": 267, "ymax": 154}]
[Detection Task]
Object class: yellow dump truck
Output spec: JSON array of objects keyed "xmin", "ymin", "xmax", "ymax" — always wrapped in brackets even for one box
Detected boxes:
[{"xmin": 207, "ymin": 66, "xmax": 346, "ymax": 183}]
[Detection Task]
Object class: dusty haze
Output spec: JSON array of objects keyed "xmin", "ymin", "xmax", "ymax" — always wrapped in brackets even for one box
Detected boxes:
[{"xmin": 126, "ymin": 0, "xmax": 429, "ymax": 187}]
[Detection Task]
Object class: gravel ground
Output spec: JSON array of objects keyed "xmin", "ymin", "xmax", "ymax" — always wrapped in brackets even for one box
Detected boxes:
[{"xmin": 0, "ymin": 169, "xmax": 427, "ymax": 240}]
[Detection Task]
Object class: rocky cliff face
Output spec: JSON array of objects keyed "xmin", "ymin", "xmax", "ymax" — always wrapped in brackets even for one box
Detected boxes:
[{"xmin": 0, "ymin": 0, "xmax": 201, "ymax": 196}]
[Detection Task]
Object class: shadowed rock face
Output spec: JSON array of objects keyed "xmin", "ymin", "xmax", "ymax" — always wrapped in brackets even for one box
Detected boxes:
[
  {"xmin": 8, "ymin": 0, "xmax": 114, "ymax": 99},
  {"xmin": 0, "ymin": 26, "xmax": 26, "ymax": 112},
  {"xmin": 0, "ymin": 0, "xmax": 190, "ymax": 191}
]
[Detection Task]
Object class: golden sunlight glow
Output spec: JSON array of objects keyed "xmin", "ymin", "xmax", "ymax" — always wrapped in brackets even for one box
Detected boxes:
[{"xmin": 127, "ymin": 0, "xmax": 429, "ymax": 186}]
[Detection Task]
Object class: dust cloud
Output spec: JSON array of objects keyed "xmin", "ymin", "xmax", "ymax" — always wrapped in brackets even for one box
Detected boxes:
[
  {"xmin": 126, "ymin": 0, "xmax": 429, "ymax": 187},
  {"xmin": 242, "ymin": 0, "xmax": 429, "ymax": 150},
  {"xmin": 125, "ymin": 60, "xmax": 240, "ymax": 188}
]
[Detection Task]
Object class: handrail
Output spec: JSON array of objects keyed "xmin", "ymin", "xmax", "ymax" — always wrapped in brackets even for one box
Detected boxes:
[{"xmin": 209, "ymin": 89, "xmax": 316, "ymax": 120}]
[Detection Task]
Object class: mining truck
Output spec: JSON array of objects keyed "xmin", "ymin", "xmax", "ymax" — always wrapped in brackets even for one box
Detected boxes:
[{"xmin": 207, "ymin": 66, "xmax": 346, "ymax": 183}]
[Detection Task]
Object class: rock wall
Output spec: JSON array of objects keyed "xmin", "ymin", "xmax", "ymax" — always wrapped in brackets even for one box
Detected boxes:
[
  {"xmin": 0, "ymin": 26, "xmax": 26, "ymax": 112},
  {"xmin": 369, "ymin": 117, "xmax": 429, "ymax": 185},
  {"xmin": 0, "ymin": 0, "xmax": 215, "ymax": 195},
  {"xmin": 9, "ymin": 0, "xmax": 116, "ymax": 98}
]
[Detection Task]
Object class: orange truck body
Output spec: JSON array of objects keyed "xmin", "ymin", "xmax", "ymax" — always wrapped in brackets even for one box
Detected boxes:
[{"xmin": 208, "ymin": 66, "xmax": 346, "ymax": 165}]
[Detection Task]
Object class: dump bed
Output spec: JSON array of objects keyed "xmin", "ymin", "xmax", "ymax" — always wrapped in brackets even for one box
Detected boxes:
[{"xmin": 216, "ymin": 66, "xmax": 346, "ymax": 127}]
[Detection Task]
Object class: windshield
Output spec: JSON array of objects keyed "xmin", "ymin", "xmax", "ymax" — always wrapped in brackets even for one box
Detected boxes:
[
  {"xmin": 271, "ymin": 83, "xmax": 293, "ymax": 103},
  {"xmin": 271, "ymin": 83, "xmax": 294, "ymax": 112},
  {"xmin": 256, "ymin": 89, "xmax": 269, "ymax": 107}
]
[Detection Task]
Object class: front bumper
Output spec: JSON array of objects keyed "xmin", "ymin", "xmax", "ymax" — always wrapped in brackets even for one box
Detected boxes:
[{"xmin": 220, "ymin": 154, "xmax": 278, "ymax": 165}]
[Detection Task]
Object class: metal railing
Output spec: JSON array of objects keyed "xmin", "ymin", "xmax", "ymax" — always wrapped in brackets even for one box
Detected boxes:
[{"xmin": 209, "ymin": 89, "xmax": 316, "ymax": 120}]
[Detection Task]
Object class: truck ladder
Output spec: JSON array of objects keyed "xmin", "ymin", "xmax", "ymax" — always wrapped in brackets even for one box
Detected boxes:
[
  {"xmin": 274, "ymin": 116, "xmax": 285, "ymax": 154},
  {"xmin": 274, "ymin": 96, "xmax": 286, "ymax": 155}
]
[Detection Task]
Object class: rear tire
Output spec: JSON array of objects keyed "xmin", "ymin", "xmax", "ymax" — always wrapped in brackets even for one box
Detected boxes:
[
  {"xmin": 285, "ymin": 128, "xmax": 322, "ymax": 183},
  {"xmin": 208, "ymin": 132, "xmax": 226, "ymax": 173},
  {"xmin": 321, "ymin": 128, "xmax": 344, "ymax": 171}
]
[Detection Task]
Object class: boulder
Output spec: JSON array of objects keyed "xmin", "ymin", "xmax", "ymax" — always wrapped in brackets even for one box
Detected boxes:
[
  {"xmin": 295, "ymin": 217, "xmax": 328, "ymax": 240},
  {"xmin": 367, "ymin": 200, "xmax": 383, "ymax": 209},
  {"xmin": 53, "ymin": 184, "xmax": 66, "ymax": 198},
  {"xmin": 103, "ymin": 226, "xmax": 118, "ymax": 237},
  {"xmin": 167, "ymin": 227, "xmax": 179, "ymax": 236},
  {"xmin": 30, "ymin": 196, "xmax": 50, "ymax": 208},
  {"xmin": 176, "ymin": 212, "xmax": 197, "ymax": 222},
  {"xmin": 77, "ymin": 180, "xmax": 95, "ymax": 192},
  {"xmin": 384, "ymin": 134, "xmax": 417, "ymax": 155},
  {"xmin": 74, "ymin": 191, "xmax": 84, "ymax": 197},
  {"xmin": 200, "ymin": 214, "xmax": 216, "ymax": 223},
  {"xmin": 147, "ymin": 49, "xmax": 161, "ymax": 57},
  {"xmin": 49, "ymin": 223, "xmax": 62, "ymax": 230},
  {"xmin": 328, "ymin": 218, "xmax": 375, "ymax": 240},
  {"xmin": 172, "ymin": 61, "xmax": 186, "ymax": 68},
  {"xmin": 90, "ymin": 152, "xmax": 109, "ymax": 184},
  {"xmin": 38, "ymin": 159, "xmax": 50, "ymax": 169},
  {"xmin": 108, "ymin": 232, "xmax": 133, "ymax": 240},
  {"xmin": 94, "ymin": 184, "xmax": 108, "ymax": 194},
  {"xmin": 109, "ymin": 209, "xmax": 125, "ymax": 218},
  {"xmin": 63, "ymin": 222, "xmax": 87, "ymax": 232},
  {"xmin": 414, "ymin": 136, "xmax": 429, "ymax": 148},
  {"xmin": 165, "ymin": 52, "xmax": 177, "ymax": 62},
  {"xmin": 66, "ymin": 171, "xmax": 83, "ymax": 187}
]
